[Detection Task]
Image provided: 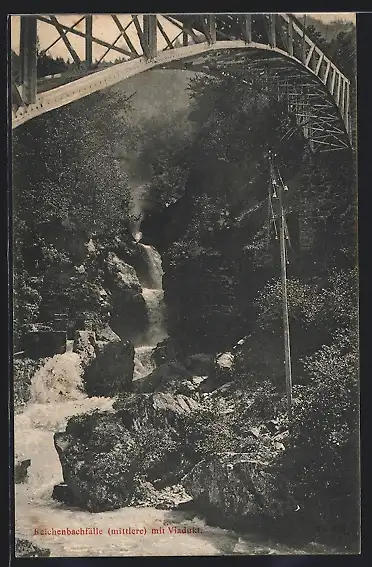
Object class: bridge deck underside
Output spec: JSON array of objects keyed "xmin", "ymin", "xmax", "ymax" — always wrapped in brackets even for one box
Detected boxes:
[
  {"xmin": 158, "ymin": 49, "xmax": 350, "ymax": 152},
  {"xmin": 12, "ymin": 44, "xmax": 350, "ymax": 153}
]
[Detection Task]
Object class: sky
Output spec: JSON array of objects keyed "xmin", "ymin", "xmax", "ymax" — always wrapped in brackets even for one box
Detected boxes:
[
  {"xmin": 295, "ymin": 12, "xmax": 355, "ymax": 23},
  {"xmin": 10, "ymin": 13, "xmax": 356, "ymax": 63}
]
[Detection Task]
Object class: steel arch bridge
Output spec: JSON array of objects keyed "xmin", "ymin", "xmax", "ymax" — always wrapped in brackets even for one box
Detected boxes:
[{"xmin": 11, "ymin": 13, "xmax": 353, "ymax": 152}]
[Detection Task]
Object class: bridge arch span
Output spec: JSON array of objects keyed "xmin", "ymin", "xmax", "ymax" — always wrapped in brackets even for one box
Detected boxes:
[{"xmin": 11, "ymin": 14, "xmax": 352, "ymax": 153}]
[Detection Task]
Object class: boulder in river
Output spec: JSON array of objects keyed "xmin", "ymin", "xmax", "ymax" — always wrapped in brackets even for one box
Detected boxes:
[
  {"xmin": 53, "ymin": 422, "xmax": 136, "ymax": 512},
  {"xmin": 15, "ymin": 538, "xmax": 51, "ymax": 558},
  {"xmin": 53, "ymin": 393, "xmax": 201, "ymax": 512},
  {"xmin": 72, "ymin": 330, "xmax": 97, "ymax": 368},
  {"xmin": 182, "ymin": 453, "xmax": 298, "ymax": 527},
  {"xmin": 15, "ymin": 458, "xmax": 31, "ymax": 484},
  {"xmin": 83, "ymin": 339, "xmax": 134, "ymax": 397},
  {"xmin": 152, "ymin": 337, "xmax": 178, "ymax": 367},
  {"xmin": 134, "ymin": 361, "xmax": 203, "ymax": 399}
]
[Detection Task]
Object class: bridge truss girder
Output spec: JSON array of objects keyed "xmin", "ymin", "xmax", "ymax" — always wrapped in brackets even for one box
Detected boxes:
[
  {"xmin": 10, "ymin": 13, "xmax": 353, "ymax": 153},
  {"xmin": 160, "ymin": 48, "xmax": 351, "ymax": 152}
]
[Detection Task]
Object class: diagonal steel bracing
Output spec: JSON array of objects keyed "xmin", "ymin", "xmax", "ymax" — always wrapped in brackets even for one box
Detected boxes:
[{"xmin": 11, "ymin": 13, "xmax": 353, "ymax": 152}]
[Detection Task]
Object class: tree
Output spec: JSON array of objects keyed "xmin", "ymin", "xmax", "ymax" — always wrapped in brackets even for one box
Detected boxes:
[
  {"xmin": 13, "ymin": 90, "xmax": 134, "ymax": 235},
  {"xmin": 280, "ymin": 326, "xmax": 359, "ymax": 546},
  {"xmin": 12, "ymin": 89, "xmax": 136, "ymax": 332}
]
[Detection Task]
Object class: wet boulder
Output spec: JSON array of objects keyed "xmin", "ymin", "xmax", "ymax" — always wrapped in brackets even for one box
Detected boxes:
[
  {"xmin": 183, "ymin": 353, "xmax": 215, "ymax": 376},
  {"xmin": 53, "ymin": 423, "xmax": 137, "ymax": 512},
  {"xmin": 182, "ymin": 453, "xmax": 298, "ymax": 527},
  {"xmin": 53, "ymin": 393, "xmax": 201, "ymax": 512},
  {"xmin": 15, "ymin": 458, "xmax": 31, "ymax": 484},
  {"xmin": 15, "ymin": 538, "xmax": 51, "ymax": 558},
  {"xmin": 152, "ymin": 338, "xmax": 178, "ymax": 367},
  {"xmin": 52, "ymin": 482, "xmax": 76, "ymax": 506},
  {"xmin": 104, "ymin": 252, "xmax": 148, "ymax": 343},
  {"xmin": 72, "ymin": 330, "xmax": 97, "ymax": 368},
  {"xmin": 83, "ymin": 339, "xmax": 134, "ymax": 397}
]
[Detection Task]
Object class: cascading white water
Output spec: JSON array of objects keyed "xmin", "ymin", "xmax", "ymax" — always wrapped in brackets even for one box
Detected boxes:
[
  {"xmin": 133, "ymin": 237, "xmax": 168, "ymax": 381},
  {"xmin": 29, "ymin": 352, "xmax": 85, "ymax": 404}
]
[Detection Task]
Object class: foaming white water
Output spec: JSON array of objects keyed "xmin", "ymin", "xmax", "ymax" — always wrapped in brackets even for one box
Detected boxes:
[
  {"xmin": 15, "ymin": 357, "xmax": 261, "ymax": 557},
  {"xmin": 15, "ymin": 391, "xmax": 316, "ymax": 558},
  {"xmin": 30, "ymin": 352, "xmax": 85, "ymax": 404},
  {"xmin": 14, "ymin": 395, "xmax": 328, "ymax": 557},
  {"xmin": 13, "ymin": 325, "xmax": 323, "ymax": 557},
  {"xmin": 140, "ymin": 244, "xmax": 163, "ymax": 290}
]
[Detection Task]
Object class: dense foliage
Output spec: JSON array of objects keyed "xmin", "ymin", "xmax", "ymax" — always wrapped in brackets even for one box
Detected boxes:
[
  {"xmin": 150, "ymin": 20, "xmax": 357, "ymax": 546},
  {"xmin": 12, "ymin": 90, "xmax": 135, "ymax": 344},
  {"xmin": 250, "ymin": 262, "xmax": 359, "ymax": 545},
  {"xmin": 13, "ymin": 357, "xmax": 44, "ymax": 410}
]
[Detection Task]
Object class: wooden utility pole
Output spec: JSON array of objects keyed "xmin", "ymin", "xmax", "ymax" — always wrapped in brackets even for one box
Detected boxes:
[{"xmin": 269, "ymin": 151, "xmax": 293, "ymax": 421}]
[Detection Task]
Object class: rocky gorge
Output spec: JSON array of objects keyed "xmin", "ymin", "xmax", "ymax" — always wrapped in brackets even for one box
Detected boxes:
[{"xmin": 13, "ymin": 36, "xmax": 359, "ymax": 555}]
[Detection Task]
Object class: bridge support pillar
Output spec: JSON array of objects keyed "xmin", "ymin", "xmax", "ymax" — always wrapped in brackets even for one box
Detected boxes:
[
  {"xmin": 19, "ymin": 15, "xmax": 37, "ymax": 105},
  {"xmin": 269, "ymin": 14, "xmax": 276, "ymax": 48},
  {"xmin": 182, "ymin": 24, "xmax": 188, "ymax": 46},
  {"xmin": 206, "ymin": 15, "xmax": 216, "ymax": 44},
  {"xmin": 85, "ymin": 15, "xmax": 93, "ymax": 68},
  {"xmin": 242, "ymin": 14, "xmax": 252, "ymax": 43},
  {"xmin": 287, "ymin": 19, "xmax": 294, "ymax": 56},
  {"xmin": 143, "ymin": 15, "xmax": 157, "ymax": 59}
]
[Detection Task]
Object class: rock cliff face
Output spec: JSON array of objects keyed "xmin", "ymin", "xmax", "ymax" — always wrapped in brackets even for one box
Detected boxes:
[
  {"xmin": 103, "ymin": 251, "xmax": 148, "ymax": 344},
  {"xmin": 143, "ymin": 155, "xmax": 287, "ymax": 357},
  {"xmin": 30, "ymin": 219, "xmax": 149, "ymax": 349},
  {"xmin": 162, "ymin": 249, "xmax": 248, "ymax": 356}
]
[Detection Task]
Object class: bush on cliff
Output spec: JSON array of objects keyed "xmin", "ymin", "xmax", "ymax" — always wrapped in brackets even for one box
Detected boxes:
[
  {"xmin": 219, "ymin": 263, "xmax": 359, "ymax": 547},
  {"xmin": 279, "ymin": 329, "xmax": 359, "ymax": 547},
  {"xmin": 13, "ymin": 357, "xmax": 44, "ymax": 410},
  {"xmin": 238, "ymin": 267, "xmax": 359, "ymax": 386},
  {"xmin": 249, "ymin": 268, "xmax": 360, "ymax": 548}
]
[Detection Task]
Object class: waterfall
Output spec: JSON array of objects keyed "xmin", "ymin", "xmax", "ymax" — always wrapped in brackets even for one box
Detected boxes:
[
  {"xmin": 133, "ymin": 239, "xmax": 168, "ymax": 381},
  {"xmin": 128, "ymin": 180, "xmax": 168, "ymax": 380}
]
